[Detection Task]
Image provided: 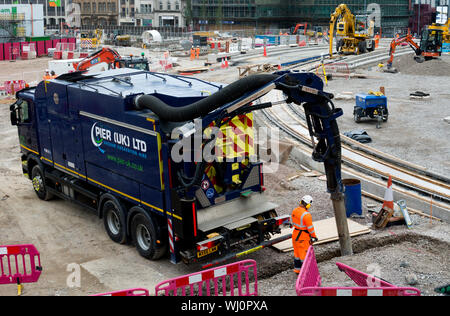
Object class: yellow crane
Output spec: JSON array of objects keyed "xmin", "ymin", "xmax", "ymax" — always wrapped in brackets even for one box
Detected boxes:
[{"xmin": 329, "ymin": 3, "xmax": 375, "ymax": 58}]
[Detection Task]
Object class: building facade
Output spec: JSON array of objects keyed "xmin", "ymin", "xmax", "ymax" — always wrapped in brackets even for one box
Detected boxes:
[
  {"xmin": 152, "ymin": 0, "xmax": 185, "ymax": 27},
  {"xmin": 72, "ymin": 0, "xmax": 119, "ymax": 26},
  {"xmin": 189, "ymin": 0, "xmax": 415, "ymax": 36}
]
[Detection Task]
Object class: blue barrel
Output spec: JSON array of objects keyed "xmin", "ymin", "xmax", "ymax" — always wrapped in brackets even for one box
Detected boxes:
[{"xmin": 343, "ymin": 179, "xmax": 362, "ymax": 217}]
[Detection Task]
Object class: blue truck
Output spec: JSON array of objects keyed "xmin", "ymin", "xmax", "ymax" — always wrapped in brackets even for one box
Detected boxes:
[{"xmin": 10, "ymin": 68, "xmax": 346, "ymax": 266}]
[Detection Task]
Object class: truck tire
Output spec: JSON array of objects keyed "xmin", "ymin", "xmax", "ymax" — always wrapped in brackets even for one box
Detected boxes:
[
  {"xmin": 353, "ymin": 107, "xmax": 362, "ymax": 123},
  {"xmin": 31, "ymin": 165, "xmax": 53, "ymax": 201},
  {"xmin": 103, "ymin": 200, "xmax": 127, "ymax": 244},
  {"xmin": 131, "ymin": 213, "xmax": 166, "ymax": 260},
  {"xmin": 336, "ymin": 39, "xmax": 344, "ymax": 54}
]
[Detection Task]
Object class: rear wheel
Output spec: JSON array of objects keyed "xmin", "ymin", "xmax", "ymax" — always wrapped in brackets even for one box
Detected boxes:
[
  {"xmin": 131, "ymin": 213, "xmax": 166, "ymax": 260},
  {"xmin": 31, "ymin": 165, "xmax": 53, "ymax": 201},
  {"xmin": 103, "ymin": 200, "xmax": 127, "ymax": 244}
]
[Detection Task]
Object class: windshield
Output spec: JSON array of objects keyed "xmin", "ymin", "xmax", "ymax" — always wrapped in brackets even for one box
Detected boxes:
[{"xmin": 127, "ymin": 62, "xmax": 148, "ymax": 71}]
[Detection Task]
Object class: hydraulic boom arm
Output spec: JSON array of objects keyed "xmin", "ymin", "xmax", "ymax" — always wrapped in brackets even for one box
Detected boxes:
[
  {"xmin": 387, "ymin": 33, "xmax": 421, "ymax": 68},
  {"xmin": 73, "ymin": 47, "xmax": 122, "ymax": 72},
  {"xmin": 197, "ymin": 71, "xmax": 353, "ymax": 266}
]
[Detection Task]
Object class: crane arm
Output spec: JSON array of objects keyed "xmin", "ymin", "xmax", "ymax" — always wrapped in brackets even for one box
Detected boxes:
[{"xmin": 73, "ymin": 47, "xmax": 122, "ymax": 72}]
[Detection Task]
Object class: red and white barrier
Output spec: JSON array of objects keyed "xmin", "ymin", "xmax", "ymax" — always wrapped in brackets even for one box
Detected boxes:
[
  {"xmin": 3, "ymin": 80, "xmax": 26, "ymax": 95},
  {"xmin": 155, "ymin": 259, "xmax": 258, "ymax": 296},
  {"xmin": 91, "ymin": 288, "xmax": 150, "ymax": 296}
]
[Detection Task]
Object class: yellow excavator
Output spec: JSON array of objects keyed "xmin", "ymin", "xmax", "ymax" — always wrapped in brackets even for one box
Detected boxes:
[
  {"xmin": 329, "ymin": 3, "xmax": 375, "ymax": 58},
  {"xmin": 429, "ymin": 20, "xmax": 449, "ymax": 43}
]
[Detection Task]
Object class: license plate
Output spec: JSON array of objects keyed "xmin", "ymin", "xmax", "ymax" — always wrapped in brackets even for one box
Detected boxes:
[{"xmin": 197, "ymin": 245, "xmax": 219, "ymax": 258}]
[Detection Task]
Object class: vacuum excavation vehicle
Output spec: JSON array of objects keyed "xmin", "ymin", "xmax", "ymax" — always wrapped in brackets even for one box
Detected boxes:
[{"xmin": 10, "ymin": 68, "xmax": 349, "ymax": 266}]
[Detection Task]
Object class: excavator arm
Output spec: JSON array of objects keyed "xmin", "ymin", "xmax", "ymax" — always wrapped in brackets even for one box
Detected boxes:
[
  {"xmin": 387, "ymin": 33, "xmax": 421, "ymax": 68},
  {"xmin": 73, "ymin": 47, "xmax": 122, "ymax": 72},
  {"xmin": 329, "ymin": 4, "xmax": 356, "ymax": 58}
]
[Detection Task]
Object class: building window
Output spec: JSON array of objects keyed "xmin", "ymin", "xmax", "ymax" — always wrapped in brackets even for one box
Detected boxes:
[{"xmin": 159, "ymin": 1, "xmax": 163, "ymax": 10}]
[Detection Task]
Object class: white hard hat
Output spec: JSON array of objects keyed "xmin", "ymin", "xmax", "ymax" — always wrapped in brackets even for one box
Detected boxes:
[
  {"xmin": 45, "ymin": 69, "xmax": 49, "ymax": 72},
  {"xmin": 301, "ymin": 195, "xmax": 313, "ymax": 205}
]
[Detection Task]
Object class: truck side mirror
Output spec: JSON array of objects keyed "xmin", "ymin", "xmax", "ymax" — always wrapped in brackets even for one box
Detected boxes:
[
  {"xmin": 10, "ymin": 103, "xmax": 18, "ymax": 126},
  {"xmin": 10, "ymin": 99, "xmax": 23, "ymax": 126}
]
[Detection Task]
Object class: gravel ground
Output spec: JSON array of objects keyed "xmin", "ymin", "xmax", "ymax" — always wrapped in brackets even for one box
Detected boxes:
[
  {"xmin": 324, "ymin": 54, "xmax": 450, "ymax": 178},
  {"xmin": 0, "ymin": 49, "xmax": 448, "ymax": 297}
]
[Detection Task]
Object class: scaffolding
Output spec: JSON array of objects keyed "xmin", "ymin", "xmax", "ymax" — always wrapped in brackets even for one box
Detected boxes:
[{"xmin": 0, "ymin": 7, "xmax": 26, "ymax": 41}]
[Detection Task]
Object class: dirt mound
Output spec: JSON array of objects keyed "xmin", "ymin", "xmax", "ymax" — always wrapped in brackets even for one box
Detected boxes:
[{"xmin": 393, "ymin": 55, "xmax": 450, "ymax": 76}]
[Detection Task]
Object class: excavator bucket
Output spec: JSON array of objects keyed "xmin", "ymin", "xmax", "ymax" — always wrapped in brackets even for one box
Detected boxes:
[{"xmin": 414, "ymin": 55, "xmax": 425, "ymax": 63}]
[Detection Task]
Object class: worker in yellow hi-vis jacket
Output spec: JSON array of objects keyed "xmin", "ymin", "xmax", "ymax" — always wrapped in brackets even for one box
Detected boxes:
[{"xmin": 290, "ymin": 195, "xmax": 318, "ymax": 273}]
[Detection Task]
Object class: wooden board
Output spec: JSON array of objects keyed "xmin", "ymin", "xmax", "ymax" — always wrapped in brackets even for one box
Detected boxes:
[
  {"xmin": 177, "ymin": 66, "xmax": 209, "ymax": 73},
  {"xmin": 272, "ymin": 217, "xmax": 371, "ymax": 252}
]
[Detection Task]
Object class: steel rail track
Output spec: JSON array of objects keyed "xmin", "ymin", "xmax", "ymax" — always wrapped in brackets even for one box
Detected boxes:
[
  {"xmin": 281, "ymin": 104, "xmax": 450, "ymax": 198},
  {"xmin": 259, "ymin": 101, "xmax": 450, "ymax": 208},
  {"xmin": 286, "ymin": 103, "xmax": 450, "ymax": 185}
]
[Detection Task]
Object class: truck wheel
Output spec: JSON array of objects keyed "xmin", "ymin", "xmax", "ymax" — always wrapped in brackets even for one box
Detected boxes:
[
  {"xmin": 354, "ymin": 107, "xmax": 362, "ymax": 123},
  {"xmin": 103, "ymin": 200, "xmax": 127, "ymax": 244},
  {"xmin": 31, "ymin": 165, "xmax": 53, "ymax": 201},
  {"xmin": 131, "ymin": 213, "xmax": 166, "ymax": 260},
  {"xmin": 336, "ymin": 39, "xmax": 343, "ymax": 53}
]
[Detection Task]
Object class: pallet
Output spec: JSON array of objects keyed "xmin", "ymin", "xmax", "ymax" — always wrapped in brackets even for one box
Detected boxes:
[
  {"xmin": 272, "ymin": 217, "xmax": 371, "ymax": 252},
  {"xmin": 237, "ymin": 64, "xmax": 277, "ymax": 78}
]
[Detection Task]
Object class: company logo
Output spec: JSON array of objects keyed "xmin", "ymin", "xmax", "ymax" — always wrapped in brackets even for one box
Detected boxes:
[
  {"xmin": 90, "ymin": 122, "xmax": 148, "ymax": 157},
  {"xmin": 91, "ymin": 122, "xmax": 106, "ymax": 154}
]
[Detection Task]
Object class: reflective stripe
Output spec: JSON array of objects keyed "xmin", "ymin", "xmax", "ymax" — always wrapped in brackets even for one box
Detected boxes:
[
  {"xmin": 307, "ymin": 225, "xmax": 314, "ymax": 229},
  {"xmin": 292, "ymin": 223, "xmax": 303, "ymax": 229},
  {"xmin": 309, "ymin": 230, "xmax": 315, "ymax": 234},
  {"xmin": 299, "ymin": 212, "xmax": 308, "ymax": 228}
]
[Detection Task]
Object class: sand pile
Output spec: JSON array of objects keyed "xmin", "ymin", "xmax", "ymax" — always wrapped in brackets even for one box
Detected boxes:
[{"xmin": 393, "ymin": 55, "xmax": 450, "ymax": 76}]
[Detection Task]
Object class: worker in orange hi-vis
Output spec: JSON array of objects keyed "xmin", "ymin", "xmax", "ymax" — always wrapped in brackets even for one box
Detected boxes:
[
  {"xmin": 43, "ymin": 69, "xmax": 52, "ymax": 80},
  {"xmin": 196, "ymin": 47, "xmax": 200, "ymax": 59},
  {"xmin": 291, "ymin": 195, "xmax": 318, "ymax": 273}
]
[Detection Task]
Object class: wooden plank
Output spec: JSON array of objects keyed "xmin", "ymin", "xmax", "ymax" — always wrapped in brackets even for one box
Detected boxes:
[
  {"xmin": 177, "ymin": 66, "xmax": 209, "ymax": 73},
  {"xmin": 272, "ymin": 217, "xmax": 371, "ymax": 252}
]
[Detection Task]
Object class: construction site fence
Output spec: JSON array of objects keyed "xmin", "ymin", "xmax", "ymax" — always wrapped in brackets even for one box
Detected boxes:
[
  {"xmin": 0, "ymin": 37, "xmax": 77, "ymax": 62},
  {"xmin": 296, "ymin": 246, "xmax": 421, "ymax": 296},
  {"xmin": 155, "ymin": 259, "xmax": 258, "ymax": 296},
  {"xmin": 0, "ymin": 244, "xmax": 43, "ymax": 288}
]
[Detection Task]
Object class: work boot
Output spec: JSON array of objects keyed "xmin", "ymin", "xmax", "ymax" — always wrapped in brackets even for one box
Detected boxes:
[{"xmin": 294, "ymin": 258, "xmax": 303, "ymax": 274}]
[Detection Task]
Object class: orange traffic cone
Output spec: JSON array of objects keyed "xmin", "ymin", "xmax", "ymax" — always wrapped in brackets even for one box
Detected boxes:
[
  {"xmin": 382, "ymin": 175, "xmax": 394, "ymax": 210},
  {"xmin": 263, "ymin": 45, "xmax": 267, "ymax": 57},
  {"xmin": 224, "ymin": 57, "xmax": 229, "ymax": 68},
  {"xmin": 221, "ymin": 58, "xmax": 225, "ymax": 68}
]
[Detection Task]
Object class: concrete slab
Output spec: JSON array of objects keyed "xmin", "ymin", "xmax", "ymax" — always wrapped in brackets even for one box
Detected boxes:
[{"xmin": 81, "ymin": 250, "xmax": 180, "ymax": 294}]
